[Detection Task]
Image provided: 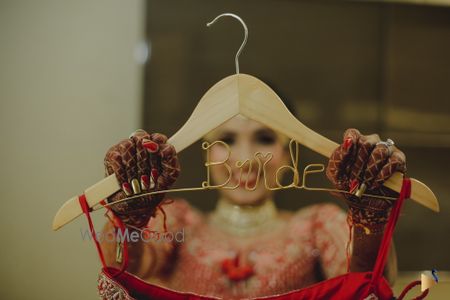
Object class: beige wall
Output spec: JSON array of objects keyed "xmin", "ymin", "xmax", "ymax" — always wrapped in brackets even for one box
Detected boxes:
[{"xmin": 0, "ymin": 0, "xmax": 145, "ymax": 299}]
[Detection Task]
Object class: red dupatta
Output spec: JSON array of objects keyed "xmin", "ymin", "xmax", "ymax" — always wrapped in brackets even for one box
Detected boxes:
[{"xmin": 80, "ymin": 177, "xmax": 428, "ymax": 300}]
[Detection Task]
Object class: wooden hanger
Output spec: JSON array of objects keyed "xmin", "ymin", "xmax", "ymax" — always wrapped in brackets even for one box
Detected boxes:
[{"xmin": 53, "ymin": 13, "xmax": 439, "ymax": 231}]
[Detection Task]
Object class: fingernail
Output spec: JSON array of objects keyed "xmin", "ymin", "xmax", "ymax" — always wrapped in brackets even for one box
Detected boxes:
[
  {"xmin": 343, "ymin": 137, "xmax": 353, "ymax": 151},
  {"xmin": 151, "ymin": 168, "xmax": 159, "ymax": 181},
  {"xmin": 349, "ymin": 179, "xmax": 359, "ymax": 194},
  {"xmin": 149, "ymin": 176, "xmax": 155, "ymax": 189},
  {"xmin": 150, "ymin": 168, "xmax": 158, "ymax": 189},
  {"xmin": 143, "ymin": 139, "xmax": 159, "ymax": 153},
  {"xmin": 141, "ymin": 175, "xmax": 150, "ymax": 190},
  {"xmin": 131, "ymin": 178, "xmax": 141, "ymax": 194},
  {"xmin": 122, "ymin": 182, "xmax": 133, "ymax": 196}
]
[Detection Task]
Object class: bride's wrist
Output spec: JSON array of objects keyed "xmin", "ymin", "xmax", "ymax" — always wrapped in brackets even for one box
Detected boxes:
[{"xmin": 346, "ymin": 197, "xmax": 392, "ymax": 235}]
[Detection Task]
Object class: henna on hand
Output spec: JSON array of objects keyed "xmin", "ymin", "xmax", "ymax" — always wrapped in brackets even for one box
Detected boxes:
[
  {"xmin": 326, "ymin": 128, "xmax": 405, "ymax": 275},
  {"xmin": 104, "ymin": 130, "xmax": 180, "ymax": 228},
  {"xmin": 326, "ymin": 128, "xmax": 407, "ymax": 234}
]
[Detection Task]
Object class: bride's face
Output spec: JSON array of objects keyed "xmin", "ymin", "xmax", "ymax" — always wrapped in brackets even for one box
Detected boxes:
[{"xmin": 205, "ymin": 115, "xmax": 289, "ymax": 206}]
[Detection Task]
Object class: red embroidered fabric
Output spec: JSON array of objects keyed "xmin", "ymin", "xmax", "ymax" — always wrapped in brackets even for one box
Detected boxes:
[{"xmin": 80, "ymin": 177, "xmax": 427, "ymax": 300}]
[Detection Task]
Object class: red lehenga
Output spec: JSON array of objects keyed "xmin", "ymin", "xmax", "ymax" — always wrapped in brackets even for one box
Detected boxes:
[{"xmin": 79, "ymin": 178, "xmax": 427, "ymax": 300}]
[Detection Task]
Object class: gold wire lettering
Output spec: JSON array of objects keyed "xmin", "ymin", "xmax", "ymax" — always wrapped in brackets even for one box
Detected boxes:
[{"xmin": 98, "ymin": 138, "xmax": 397, "ymax": 212}]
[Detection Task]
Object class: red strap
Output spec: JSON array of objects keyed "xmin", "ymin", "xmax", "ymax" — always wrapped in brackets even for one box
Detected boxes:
[
  {"xmin": 397, "ymin": 280, "xmax": 429, "ymax": 300},
  {"xmin": 78, "ymin": 194, "xmax": 128, "ymax": 277},
  {"xmin": 371, "ymin": 177, "xmax": 411, "ymax": 284}
]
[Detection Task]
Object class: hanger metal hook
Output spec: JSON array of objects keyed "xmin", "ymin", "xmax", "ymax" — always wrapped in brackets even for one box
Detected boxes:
[{"xmin": 206, "ymin": 13, "xmax": 248, "ymax": 74}]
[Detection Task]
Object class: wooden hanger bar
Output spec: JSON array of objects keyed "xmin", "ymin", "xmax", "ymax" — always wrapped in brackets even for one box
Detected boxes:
[{"xmin": 52, "ymin": 73, "xmax": 439, "ymax": 231}]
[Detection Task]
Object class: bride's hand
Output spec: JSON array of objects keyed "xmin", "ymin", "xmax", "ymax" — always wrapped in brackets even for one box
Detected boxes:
[
  {"xmin": 326, "ymin": 128, "xmax": 406, "ymax": 233},
  {"xmin": 104, "ymin": 129, "xmax": 180, "ymax": 228}
]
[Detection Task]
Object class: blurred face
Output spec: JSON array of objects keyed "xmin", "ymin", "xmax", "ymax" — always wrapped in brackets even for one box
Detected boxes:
[{"xmin": 204, "ymin": 115, "xmax": 289, "ymax": 206}]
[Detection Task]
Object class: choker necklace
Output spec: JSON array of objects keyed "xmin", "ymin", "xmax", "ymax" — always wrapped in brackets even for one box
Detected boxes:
[{"xmin": 209, "ymin": 198, "xmax": 279, "ymax": 236}]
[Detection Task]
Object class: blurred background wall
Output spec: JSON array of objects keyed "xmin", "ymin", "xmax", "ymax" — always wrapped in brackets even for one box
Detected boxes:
[
  {"xmin": 0, "ymin": 0, "xmax": 449, "ymax": 299},
  {"xmin": 0, "ymin": 0, "xmax": 145, "ymax": 299},
  {"xmin": 144, "ymin": 0, "xmax": 450, "ymax": 273}
]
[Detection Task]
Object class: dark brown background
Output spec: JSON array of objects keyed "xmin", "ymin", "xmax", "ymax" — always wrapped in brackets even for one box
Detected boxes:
[{"xmin": 142, "ymin": 0, "xmax": 450, "ymax": 270}]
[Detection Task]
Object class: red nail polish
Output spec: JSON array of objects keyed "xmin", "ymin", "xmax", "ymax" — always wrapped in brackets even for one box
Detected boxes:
[
  {"xmin": 343, "ymin": 137, "xmax": 353, "ymax": 151},
  {"xmin": 151, "ymin": 168, "xmax": 159, "ymax": 180},
  {"xmin": 143, "ymin": 140, "xmax": 159, "ymax": 153},
  {"xmin": 349, "ymin": 179, "xmax": 359, "ymax": 193},
  {"xmin": 122, "ymin": 182, "xmax": 132, "ymax": 196},
  {"xmin": 140, "ymin": 175, "xmax": 149, "ymax": 190}
]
